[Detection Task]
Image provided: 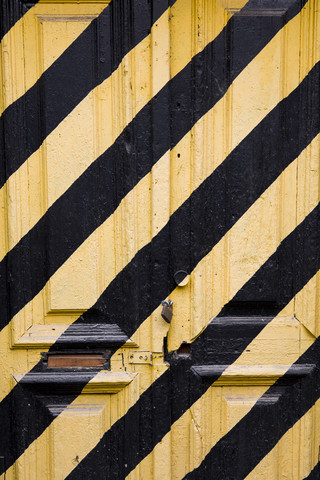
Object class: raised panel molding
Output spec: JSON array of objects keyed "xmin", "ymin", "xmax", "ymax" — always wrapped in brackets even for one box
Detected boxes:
[
  {"xmin": 218, "ymin": 0, "xmax": 295, "ymax": 15},
  {"xmin": 12, "ymin": 323, "xmax": 138, "ymax": 348},
  {"xmin": 12, "ymin": 370, "xmax": 140, "ymax": 479},
  {"xmin": 6, "ymin": 0, "xmax": 136, "ymax": 346},
  {"xmin": 21, "ymin": 1, "xmax": 110, "ymax": 3},
  {"xmin": 167, "ymin": 0, "xmax": 304, "ymax": 351},
  {"xmin": 191, "ymin": 364, "xmax": 315, "ymax": 386},
  {"xmin": 13, "ymin": 371, "xmax": 137, "ymax": 395},
  {"xmin": 294, "ymin": 0, "xmax": 320, "ymax": 337}
]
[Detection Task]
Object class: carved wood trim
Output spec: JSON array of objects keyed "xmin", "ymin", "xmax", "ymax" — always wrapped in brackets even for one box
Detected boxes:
[
  {"xmin": 14, "ymin": 371, "xmax": 137, "ymax": 394},
  {"xmin": 191, "ymin": 364, "xmax": 315, "ymax": 386},
  {"xmin": 12, "ymin": 323, "xmax": 138, "ymax": 349}
]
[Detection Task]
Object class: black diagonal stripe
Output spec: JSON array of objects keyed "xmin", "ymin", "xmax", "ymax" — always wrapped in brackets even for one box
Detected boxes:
[
  {"xmin": 65, "ymin": 204, "xmax": 320, "ymax": 479},
  {"xmin": 0, "ymin": 57, "xmax": 318, "ymax": 475},
  {"xmin": 74, "ymin": 60, "xmax": 320, "ymax": 337},
  {"xmin": 0, "ymin": 0, "xmax": 173, "ymax": 188},
  {"xmin": 183, "ymin": 338, "xmax": 320, "ymax": 480},
  {"xmin": 1, "ymin": 50, "xmax": 319, "ymax": 478},
  {"xmin": 0, "ymin": 0, "xmax": 310, "ymax": 333},
  {"xmin": 0, "ymin": 1, "xmax": 39, "ymax": 42},
  {"xmin": 303, "ymin": 462, "xmax": 320, "ymax": 480}
]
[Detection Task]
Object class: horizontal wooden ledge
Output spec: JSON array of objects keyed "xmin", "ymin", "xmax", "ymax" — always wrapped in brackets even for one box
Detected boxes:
[
  {"xmin": 191, "ymin": 364, "xmax": 315, "ymax": 386},
  {"xmin": 28, "ymin": 0, "xmax": 111, "ymax": 4},
  {"xmin": 217, "ymin": 0, "xmax": 290, "ymax": 15},
  {"xmin": 208, "ymin": 316, "xmax": 297, "ymax": 327},
  {"xmin": 14, "ymin": 371, "xmax": 137, "ymax": 394},
  {"xmin": 12, "ymin": 324, "xmax": 138, "ymax": 349}
]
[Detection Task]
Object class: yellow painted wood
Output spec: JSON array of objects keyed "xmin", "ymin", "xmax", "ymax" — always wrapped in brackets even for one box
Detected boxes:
[
  {"xmin": 295, "ymin": 0, "xmax": 320, "ymax": 338},
  {"xmin": 8, "ymin": 151, "xmax": 317, "ymax": 478},
  {"xmin": 1, "ymin": 0, "xmax": 319, "ymax": 409},
  {"xmin": 168, "ymin": 131, "xmax": 319, "ymax": 350},
  {"xmin": 12, "ymin": 387, "xmax": 142, "ymax": 480},
  {"xmin": 1, "ymin": 1, "xmax": 320, "ymax": 479},
  {"xmin": 0, "ymin": 0, "xmax": 231, "ymax": 403},
  {"xmin": 127, "ymin": 280, "xmax": 317, "ymax": 480},
  {"xmin": 13, "ymin": 370, "xmax": 137, "ymax": 394},
  {"xmin": 0, "ymin": 8, "xmax": 153, "ymax": 260},
  {"xmin": 1, "ymin": 0, "xmax": 313, "ymax": 351},
  {"xmin": 167, "ymin": 0, "xmax": 319, "ymax": 350},
  {"xmin": 245, "ymin": 399, "xmax": 320, "ymax": 480},
  {"xmin": 0, "ymin": 0, "xmax": 230, "ymax": 263},
  {"xmin": 2, "ymin": 129, "xmax": 317, "ymax": 405},
  {"xmin": 0, "ymin": 2, "xmax": 109, "ymax": 117},
  {"xmin": 130, "ymin": 2, "xmax": 320, "ymax": 476},
  {"xmin": 6, "ymin": 360, "xmax": 169, "ymax": 480},
  {"xmin": 127, "ymin": 134, "xmax": 320, "ymax": 355}
]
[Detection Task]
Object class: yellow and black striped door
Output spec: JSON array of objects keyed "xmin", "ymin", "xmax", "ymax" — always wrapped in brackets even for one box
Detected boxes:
[{"xmin": 0, "ymin": 0, "xmax": 319, "ymax": 479}]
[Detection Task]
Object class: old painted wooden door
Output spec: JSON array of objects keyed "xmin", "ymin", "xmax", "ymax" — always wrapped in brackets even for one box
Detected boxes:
[{"xmin": 0, "ymin": 0, "xmax": 320, "ymax": 478}]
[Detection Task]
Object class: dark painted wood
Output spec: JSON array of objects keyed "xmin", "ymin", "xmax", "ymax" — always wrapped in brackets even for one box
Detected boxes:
[
  {"xmin": 0, "ymin": 0, "xmax": 318, "ymax": 477},
  {"xmin": 53, "ymin": 323, "xmax": 130, "ymax": 349},
  {"xmin": 0, "ymin": 0, "xmax": 173, "ymax": 188},
  {"xmin": 184, "ymin": 340, "xmax": 320, "ymax": 479},
  {"xmin": 0, "ymin": 0, "xmax": 308, "ymax": 333},
  {"xmin": 18, "ymin": 371, "xmax": 107, "ymax": 394},
  {"xmin": 0, "ymin": 0, "xmax": 38, "ymax": 42},
  {"xmin": 191, "ymin": 363, "xmax": 315, "ymax": 381},
  {"xmin": 77, "ymin": 61, "xmax": 320, "ymax": 337},
  {"xmin": 303, "ymin": 461, "xmax": 320, "ymax": 480},
  {"xmin": 66, "ymin": 204, "xmax": 320, "ymax": 479}
]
